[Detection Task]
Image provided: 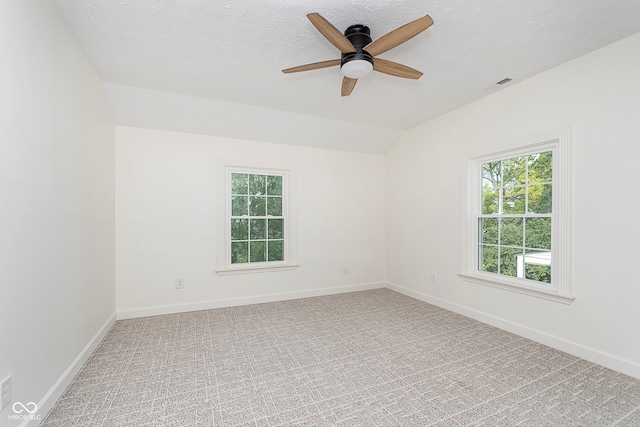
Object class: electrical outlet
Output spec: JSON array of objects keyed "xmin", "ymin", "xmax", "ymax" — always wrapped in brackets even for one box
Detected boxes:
[
  {"xmin": 1, "ymin": 375, "xmax": 11, "ymax": 411},
  {"xmin": 431, "ymin": 273, "xmax": 437, "ymax": 283},
  {"xmin": 342, "ymin": 267, "xmax": 348, "ymax": 275},
  {"xmin": 175, "ymin": 279, "xmax": 184, "ymax": 289}
]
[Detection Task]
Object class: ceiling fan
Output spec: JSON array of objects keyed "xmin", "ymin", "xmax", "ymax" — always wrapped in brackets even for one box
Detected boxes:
[{"xmin": 282, "ymin": 13, "xmax": 434, "ymax": 96}]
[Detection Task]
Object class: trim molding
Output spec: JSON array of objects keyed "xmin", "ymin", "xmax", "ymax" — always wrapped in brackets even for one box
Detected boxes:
[
  {"xmin": 385, "ymin": 281, "xmax": 640, "ymax": 380},
  {"xmin": 216, "ymin": 263, "xmax": 299, "ymax": 276},
  {"xmin": 116, "ymin": 282, "xmax": 386, "ymax": 320},
  {"xmin": 458, "ymin": 273, "xmax": 575, "ymax": 304},
  {"xmin": 25, "ymin": 313, "xmax": 116, "ymax": 427}
]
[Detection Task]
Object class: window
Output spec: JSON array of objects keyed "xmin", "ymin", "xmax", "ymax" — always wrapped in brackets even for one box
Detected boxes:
[
  {"xmin": 479, "ymin": 151, "xmax": 552, "ymax": 283},
  {"xmin": 216, "ymin": 165, "xmax": 298, "ymax": 275},
  {"xmin": 460, "ymin": 129, "xmax": 574, "ymax": 303},
  {"xmin": 230, "ymin": 173, "xmax": 284, "ymax": 264}
]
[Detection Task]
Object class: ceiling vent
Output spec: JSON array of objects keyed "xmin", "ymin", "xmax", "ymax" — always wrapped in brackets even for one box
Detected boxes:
[{"xmin": 496, "ymin": 78, "xmax": 513, "ymax": 85}]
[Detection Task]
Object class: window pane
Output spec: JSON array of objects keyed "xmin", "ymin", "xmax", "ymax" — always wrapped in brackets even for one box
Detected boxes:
[
  {"xmin": 479, "ymin": 245, "xmax": 498, "ymax": 273},
  {"xmin": 524, "ymin": 252, "xmax": 552, "ymax": 283},
  {"xmin": 528, "ymin": 151, "xmax": 552, "ymax": 183},
  {"xmin": 482, "ymin": 161, "xmax": 500, "ymax": 214},
  {"xmin": 503, "ymin": 186, "xmax": 526, "ymax": 214},
  {"xmin": 482, "ymin": 186, "xmax": 500, "ymax": 215},
  {"xmin": 250, "ymin": 241, "xmax": 266, "ymax": 262},
  {"xmin": 503, "ymin": 156, "xmax": 526, "ymax": 187},
  {"xmin": 230, "ymin": 219, "xmax": 248, "ymax": 241},
  {"xmin": 268, "ymin": 240, "xmax": 284, "ymax": 261},
  {"xmin": 482, "ymin": 161, "xmax": 501, "ymax": 187},
  {"xmin": 500, "ymin": 247, "xmax": 522, "ymax": 277},
  {"xmin": 231, "ymin": 173, "xmax": 248, "ymax": 195},
  {"xmin": 249, "ymin": 196, "xmax": 266, "ymax": 216},
  {"xmin": 267, "ymin": 175, "xmax": 282, "ymax": 196},
  {"xmin": 525, "ymin": 217, "xmax": 551, "ymax": 250},
  {"xmin": 267, "ymin": 197, "xmax": 282, "ymax": 216},
  {"xmin": 249, "ymin": 174, "xmax": 266, "ymax": 195},
  {"xmin": 250, "ymin": 219, "xmax": 266, "ymax": 240},
  {"xmin": 528, "ymin": 184, "xmax": 552, "ymax": 214},
  {"xmin": 231, "ymin": 196, "xmax": 248, "ymax": 216},
  {"xmin": 268, "ymin": 219, "xmax": 284, "ymax": 239},
  {"xmin": 500, "ymin": 218, "xmax": 523, "ymax": 247},
  {"xmin": 231, "ymin": 242, "xmax": 248, "ymax": 264},
  {"xmin": 480, "ymin": 218, "xmax": 498, "ymax": 245}
]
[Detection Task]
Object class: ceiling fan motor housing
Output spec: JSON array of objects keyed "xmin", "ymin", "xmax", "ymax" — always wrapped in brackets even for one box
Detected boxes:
[{"xmin": 341, "ymin": 24, "xmax": 374, "ymax": 75}]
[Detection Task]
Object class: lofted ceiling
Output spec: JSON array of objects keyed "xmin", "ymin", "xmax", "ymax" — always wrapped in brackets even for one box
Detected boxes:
[{"xmin": 51, "ymin": 0, "xmax": 640, "ymax": 149}]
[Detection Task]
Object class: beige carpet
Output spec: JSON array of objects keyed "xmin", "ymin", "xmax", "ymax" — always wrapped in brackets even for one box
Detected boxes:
[{"xmin": 41, "ymin": 289, "xmax": 640, "ymax": 426}]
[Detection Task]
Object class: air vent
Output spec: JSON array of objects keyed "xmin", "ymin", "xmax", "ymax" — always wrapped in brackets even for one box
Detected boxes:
[{"xmin": 496, "ymin": 78, "xmax": 512, "ymax": 85}]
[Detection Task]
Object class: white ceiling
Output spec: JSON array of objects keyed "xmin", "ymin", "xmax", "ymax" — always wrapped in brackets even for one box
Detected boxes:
[{"xmin": 52, "ymin": 0, "xmax": 640, "ymax": 137}]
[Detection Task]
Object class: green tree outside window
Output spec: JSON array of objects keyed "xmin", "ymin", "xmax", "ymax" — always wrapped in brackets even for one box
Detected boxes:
[
  {"xmin": 479, "ymin": 152, "xmax": 552, "ymax": 284},
  {"xmin": 230, "ymin": 173, "xmax": 285, "ymax": 264}
]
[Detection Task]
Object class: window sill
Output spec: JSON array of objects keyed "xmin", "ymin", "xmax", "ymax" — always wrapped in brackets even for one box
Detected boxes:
[
  {"xmin": 216, "ymin": 264, "xmax": 299, "ymax": 276},
  {"xmin": 458, "ymin": 273, "xmax": 575, "ymax": 304}
]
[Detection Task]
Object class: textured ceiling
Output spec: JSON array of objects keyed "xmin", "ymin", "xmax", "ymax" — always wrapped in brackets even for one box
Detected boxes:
[{"xmin": 52, "ymin": 0, "xmax": 640, "ymax": 134}]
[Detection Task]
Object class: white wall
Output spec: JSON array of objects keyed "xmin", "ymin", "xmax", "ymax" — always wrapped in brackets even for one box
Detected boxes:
[
  {"xmin": 386, "ymin": 32, "xmax": 640, "ymax": 377},
  {"xmin": 0, "ymin": 0, "xmax": 115, "ymax": 424},
  {"xmin": 105, "ymin": 83, "xmax": 403, "ymax": 155},
  {"xmin": 115, "ymin": 126, "xmax": 386, "ymax": 317}
]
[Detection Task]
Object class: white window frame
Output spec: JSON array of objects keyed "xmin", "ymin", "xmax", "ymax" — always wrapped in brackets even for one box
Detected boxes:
[
  {"xmin": 459, "ymin": 128, "xmax": 574, "ymax": 304},
  {"xmin": 216, "ymin": 162, "xmax": 298, "ymax": 275}
]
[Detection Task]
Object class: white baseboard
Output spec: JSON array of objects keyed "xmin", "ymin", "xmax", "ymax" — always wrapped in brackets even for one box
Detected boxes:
[
  {"xmin": 116, "ymin": 282, "xmax": 386, "ymax": 320},
  {"xmin": 385, "ymin": 281, "xmax": 640, "ymax": 380},
  {"xmin": 26, "ymin": 313, "xmax": 116, "ymax": 427}
]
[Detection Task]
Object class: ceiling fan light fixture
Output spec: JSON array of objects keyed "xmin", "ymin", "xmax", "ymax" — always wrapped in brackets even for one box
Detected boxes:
[{"xmin": 341, "ymin": 59, "xmax": 373, "ymax": 79}]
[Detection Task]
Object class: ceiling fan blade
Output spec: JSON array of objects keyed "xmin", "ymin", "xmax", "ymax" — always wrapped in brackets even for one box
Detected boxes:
[
  {"xmin": 341, "ymin": 77, "xmax": 357, "ymax": 96},
  {"xmin": 307, "ymin": 13, "xmax": 355, "ymax": 54},
  {"xmin": 282, "ymin": 59, "xmax": 341, "ymax": 74},
  {"xmin": 364, "ymin": 15, "xmax": 434, "ymax": 57},
  {"xmin": 373, "ymin": 58, "xmax": 423, "ymax": 79}
]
